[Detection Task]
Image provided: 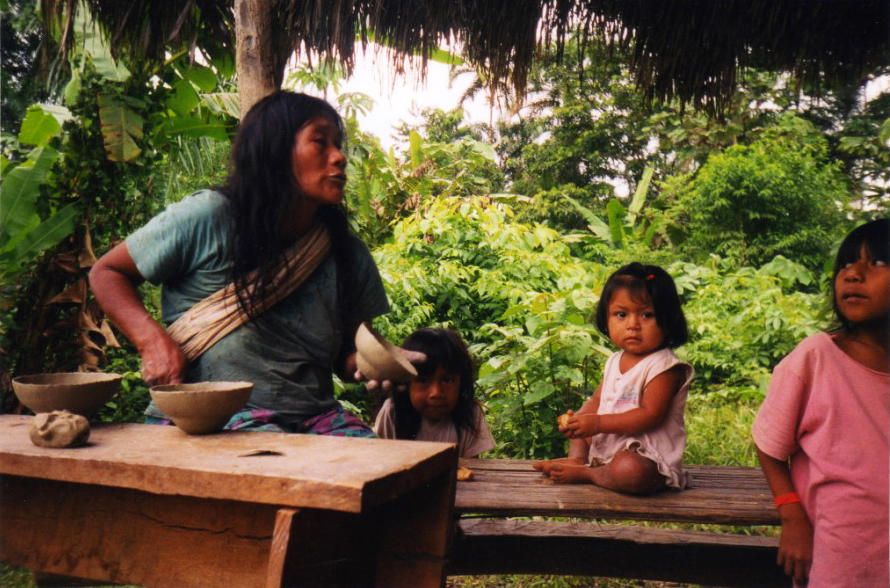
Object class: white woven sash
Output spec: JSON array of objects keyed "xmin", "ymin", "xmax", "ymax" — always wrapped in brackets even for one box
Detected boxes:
[{"xmin": 167, "ymin": 224, "xmax": 331, "ymax": 361}]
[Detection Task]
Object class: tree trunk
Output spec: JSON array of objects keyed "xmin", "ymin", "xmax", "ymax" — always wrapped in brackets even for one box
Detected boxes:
[{"xmin": 234, "ymin": 0, "xmax": 284, "ymax": 116}]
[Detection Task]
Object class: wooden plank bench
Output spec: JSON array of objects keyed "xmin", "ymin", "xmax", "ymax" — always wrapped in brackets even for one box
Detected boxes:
[{"xmin": 448, "ymin": 459, "xmax": 786, "ymax": 587}]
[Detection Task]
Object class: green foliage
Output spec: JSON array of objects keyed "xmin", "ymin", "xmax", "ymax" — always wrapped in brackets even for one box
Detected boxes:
[
  {"xmin": 834, "ymin": 91, "xmax": 890, "ymax": 212},
  {"xmin": 665, "ymin": 114, "xmax": 850, "ymax": 270},
  {"xmin": 0, "ymin": 105, "xmax": 78, "ymax": 285},
  {"xmin": 674, "ymin": 256, "xmax": 828, "ymax": 397},
  {"xmin": 373, "ymin": 197, "xmax": 613, "ymax": 457},
  {"xmin": 372, "ymin": 195, "xmax": 829, "ymax": 458},
  {"xmin": 684, "ymin": 396, "xmax": 759, "ymax": 467},
  {"xmin": 2, "ymin": 19, "xmax": 236, "ymax": 404},
  {"xmin": 1, "ymin": 0, "xmax": 49, "ymax": 135},
  {"xmin": 346, "ymin": 112, "xmax": 505, "ymax": 247}
]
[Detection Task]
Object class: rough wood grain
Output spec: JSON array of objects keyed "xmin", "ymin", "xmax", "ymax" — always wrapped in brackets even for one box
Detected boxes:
[
  {"xmin": 448, "ymin": 519, "xmax": 786, "ymax": 586},
  {"xmin": 0, "ymin": 415, "xmax": 454, "ymax": 513},
  {"xmin": 1, "ymin": 476, "xmax": 277, "ymax": 587},
  {"xmin": 375, "ymin": 470, "xmax": 456, "ymax": 588},
  {"xmin": 265, "ymin": 507, "xmax": 374, "ymax": 587},
  {"xmin": 456, "ymin": 459, "xmax": 779, "ymax": 525}
]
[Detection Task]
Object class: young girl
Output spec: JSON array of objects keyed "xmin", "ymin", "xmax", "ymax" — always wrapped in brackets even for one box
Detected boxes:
[
  {"xmin": 374, "ymin": 328, "xmax": 496, "ymax": 458},
  {"xmin": 752, "ymin": 219, "xmax": 889, "ymax": 587},
  {"xmin": 534, "ymin": 263, "xmax": 694, "ymax": 495}
]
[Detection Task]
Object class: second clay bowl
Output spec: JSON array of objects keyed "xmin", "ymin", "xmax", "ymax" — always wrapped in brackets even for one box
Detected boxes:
[
  {"xmin": 149, "ymin": 381, "xmax": 253, "ymax": 435},
  {"xmin": 12, "ymin": 372, "xmax": 122, "ymax": 418},
  {"xmin": 354, "ymin": 323, "xmax": 418, "ymax": 383}
]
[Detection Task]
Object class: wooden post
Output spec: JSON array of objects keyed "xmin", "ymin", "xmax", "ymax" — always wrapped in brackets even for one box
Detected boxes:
[{"xmin": 234, "ymin": 0, "xmax": 284, "ymax": 116}]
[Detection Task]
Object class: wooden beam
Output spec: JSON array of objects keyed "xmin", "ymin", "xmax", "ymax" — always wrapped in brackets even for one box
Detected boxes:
[{"xmin": 448, "ymin": 519, "xmax": 787, "ymax": 587}]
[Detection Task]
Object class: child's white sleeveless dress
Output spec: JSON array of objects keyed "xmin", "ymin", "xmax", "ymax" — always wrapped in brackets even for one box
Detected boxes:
[{"xmin": 587, "ymin": 348, "xmax": 694, "ymax": 489}]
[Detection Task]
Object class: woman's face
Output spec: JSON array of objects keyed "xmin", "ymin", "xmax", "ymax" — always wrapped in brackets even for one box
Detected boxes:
[{"xmin": 291, "ymin": 115, "xmax": 347, "ymax": 207}]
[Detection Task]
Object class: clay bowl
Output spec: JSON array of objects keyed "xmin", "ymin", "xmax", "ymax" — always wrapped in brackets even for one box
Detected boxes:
[
  {"xmin": 12, "ymin": 372, "xmax": 122, "ymax": 418},
  {"xmin": 149, "ymin": 381, "xmax": 253, "ymax": 435},
  {"xmin": 354, "ymin": 323, "xmax": 418, "ymax": 382}
]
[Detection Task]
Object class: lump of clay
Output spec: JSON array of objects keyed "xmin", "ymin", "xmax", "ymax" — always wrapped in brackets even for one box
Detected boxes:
[{"xmin": 30, "ymin": 410, "xmax": 90, "ymax": 448}]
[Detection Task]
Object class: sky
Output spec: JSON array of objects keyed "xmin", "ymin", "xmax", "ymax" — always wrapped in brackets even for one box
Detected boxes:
[{"xmin": 288, "ymin": 43, "xmax": 501, "ymax": 150}]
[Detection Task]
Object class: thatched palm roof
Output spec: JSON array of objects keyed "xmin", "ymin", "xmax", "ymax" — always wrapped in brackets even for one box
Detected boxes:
[{"xmin": 41, "ymin": 0, "xmax": 890, "ymax": 112}]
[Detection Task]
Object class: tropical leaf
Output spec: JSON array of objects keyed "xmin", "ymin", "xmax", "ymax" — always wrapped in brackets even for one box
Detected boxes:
[
  {"xmin": 97, "ymin": 93, "xmax": 144, "ymax": 161},
  {"xmin": 18, "ymin": 106, "xmax": 63, "ymax": 146},
  {"xmin": 77, "ymin": 8, "xmax": 130, "ymax": 82},
  {"xmin": 408, "ymin": 131, "xmax": 423, "ymax": 167},
  {"xmin": 879, "ymin": 118, "xmax": 890, "ymax": 146},
  {"xmin": 168, "ymin": 79, "xmax": 201, "ymax": 117},
  {"xmin": 156, "ymin": 115, "xmax": 229, "ymax": 141},
  {"xmin": 429, "ymin": 46, "xmax": 464, "ymax": 66},
  {"xmin": 468, "ymin": 139, "xmax": 497, "ymax": 162},
  {"xmin": 63, "ymin": 68, "xmax": 83, "ymax": 105},
  {"xmin": 203, "ymin": 92, "xmax": 241, "ymax": 119},
  {"xmin": 7, "ymin": 203, "xmax": 80, "ymax": 273},
  {"xmin": 0, "ymin": 147, "xmax": 60, "ymax": 237},
  {"xmin": 606, "ymin": 198, "xmax": 626, "ymax": 247},
  {"xmin": 627, "ymin": 166, "xmax": 654, "ymax": 226},
  {"xmin": 184, "ymin": 65, "xmax": 218, "ymax": 92},
  {"xmin": 560, "ymin": 193, "xmax": 611, "ymax": 242}
]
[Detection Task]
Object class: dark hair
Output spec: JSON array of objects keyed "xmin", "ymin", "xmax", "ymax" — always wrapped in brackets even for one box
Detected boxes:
[
  {"xmin": 391, "ymin": 328, "xmax": 479, "ymax": 441},
  {"xmin": 831, "ymin": 218, "xmax": 890, "ymax": 329},
  {"xmin": 595, "ymin": 262, "xmax": 688, "ymax": 348},
  {"xmin": 220, "ymin": 91, "xmax": 353, "ymax": 322}
]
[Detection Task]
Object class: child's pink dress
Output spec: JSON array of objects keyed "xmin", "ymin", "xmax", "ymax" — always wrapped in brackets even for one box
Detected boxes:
[
  {"xmin": 753, "ymin": 332, "xmax": 890, "ymax": 587},
  {"xmin": 588, "ymin": 348, "xmax": 694, "ymax": 489}
]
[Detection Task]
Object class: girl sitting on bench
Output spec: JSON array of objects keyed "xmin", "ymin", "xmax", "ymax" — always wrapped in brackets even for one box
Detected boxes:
[
  {"xmin": 753, "ymin": 218, "xmax": 889, "ymax": 587},
  {"xmin": 374, "ymin": 328, "xmax": 496, "ymax": 458},
  {"xmin": 535, "ymin": 263, "xmax": 694, "ymax": 495}
]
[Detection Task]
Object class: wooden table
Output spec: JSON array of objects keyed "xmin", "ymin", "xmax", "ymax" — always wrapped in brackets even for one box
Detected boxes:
[{"xmin": 0, "ymin": 415, "xmax": 457, "ymax": 587}]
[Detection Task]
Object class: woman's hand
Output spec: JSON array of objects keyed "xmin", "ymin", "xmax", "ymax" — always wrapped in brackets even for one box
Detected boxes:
[
  {"xmin": 138, "ymin": 326, "xmax": 187, "ymax": 386},
  {"xmin": 355, "ymin": 348, "xmax": 427, "ymax": 392},
  {"xmin": 777, "ymin": 505, "xmax": 813, "ymax": 584}
]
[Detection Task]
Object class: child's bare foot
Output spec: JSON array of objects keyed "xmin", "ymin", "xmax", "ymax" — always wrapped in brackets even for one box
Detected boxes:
[
  {"xmin": 548, "ymin": 463, "xmax": 597, "ymax": 484},
  {"xmin": 533, "ymin": 457, "xmax": 585, "ymax": 476}
]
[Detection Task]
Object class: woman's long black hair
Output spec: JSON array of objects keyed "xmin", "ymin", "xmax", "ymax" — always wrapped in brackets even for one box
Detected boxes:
[
  {"xmin": 221, "ymin": 91, "xmax": 355, "ymax": 327},
  {"xmin": 393, "ymin": 328, "xmax": 479, "ymax": 441}
]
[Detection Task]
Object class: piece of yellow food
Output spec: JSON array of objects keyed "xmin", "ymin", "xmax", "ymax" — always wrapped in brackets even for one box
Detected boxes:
[
  {"xmin": 557, "ymin": 413, "xmax": 571, "ymax": 429},
  {"xmin": 456, "ymin": 466, "xmax": 474, "ymax": 481}
]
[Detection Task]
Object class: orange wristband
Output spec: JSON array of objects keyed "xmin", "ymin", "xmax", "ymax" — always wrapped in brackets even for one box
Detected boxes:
[{"xmin": 774, "ymin": 492, "xmax": 801, "ymax": 508}]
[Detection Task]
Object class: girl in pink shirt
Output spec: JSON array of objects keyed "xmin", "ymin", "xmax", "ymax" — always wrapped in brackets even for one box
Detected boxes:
[{"xmin": 753, "ymin": 218, "xmax": 890, "ymax": 587}]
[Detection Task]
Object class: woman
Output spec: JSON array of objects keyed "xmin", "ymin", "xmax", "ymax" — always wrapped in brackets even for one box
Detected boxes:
[{"xmin": 90, "ymin": 91, "xmax": 410, "ymax": 436}]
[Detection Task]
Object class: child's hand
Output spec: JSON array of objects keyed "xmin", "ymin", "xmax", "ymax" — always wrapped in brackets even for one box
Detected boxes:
[
  {"xmin": 777, "ymin": 506, "xmax": 813, "ymax": 584},
  {"xmin": 562, "ymin": 412, "xmax": 600, "ymax": 439}
]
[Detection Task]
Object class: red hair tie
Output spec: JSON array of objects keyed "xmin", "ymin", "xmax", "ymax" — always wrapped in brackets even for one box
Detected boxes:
[{"xmin": 646, "ymin": 274, "xmax": 655, "ymax": 281}]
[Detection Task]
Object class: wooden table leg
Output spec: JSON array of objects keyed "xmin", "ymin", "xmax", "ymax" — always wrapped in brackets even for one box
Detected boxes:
[
  {"xmin": 265, "ymin": 507, "xmax": 374, "ymax": 587},
  {"xmin": 373, "ymin": 469, "xmax": 456, "ymax": 588}
]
